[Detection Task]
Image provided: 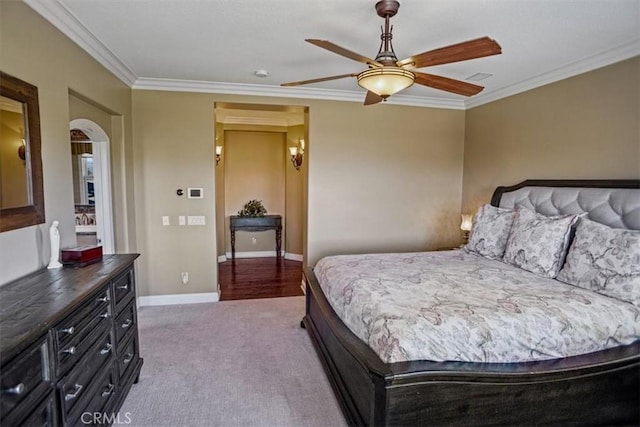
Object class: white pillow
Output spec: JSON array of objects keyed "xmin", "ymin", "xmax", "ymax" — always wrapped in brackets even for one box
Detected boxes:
[
  {"xmin": 465, "ymin": 204, "xmax": 515, "ymax": 260},
  {"xmin": 557, "ymin": 218, "xmax": 640, "ymax": 306},
  {"xmin": 503, "ymin": 206, "xmax": 580, "ymax": 278}
]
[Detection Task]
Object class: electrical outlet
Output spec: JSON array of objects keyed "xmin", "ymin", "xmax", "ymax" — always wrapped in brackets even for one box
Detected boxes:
[
  {"xmin": 181, "ymin": 272, "xmax": 189, "ymax": 284},
  {"xmin": 162, "ymin": 216, "xmax": 170, "ymax": 226}
]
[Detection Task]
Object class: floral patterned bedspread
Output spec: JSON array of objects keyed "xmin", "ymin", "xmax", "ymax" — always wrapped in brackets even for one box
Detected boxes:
[{"xmin": 314, "ymin": 250, "xmax": 640, "ymax": 364}]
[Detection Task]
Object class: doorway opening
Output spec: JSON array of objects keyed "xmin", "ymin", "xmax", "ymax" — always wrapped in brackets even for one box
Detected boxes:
[
  {"xmin": 69, "ymin": 119, "xmax": 115, "ymax": 253},
  {"xmin": 214, "ymin": 103, "xmax": 308, "ymax": 300}
]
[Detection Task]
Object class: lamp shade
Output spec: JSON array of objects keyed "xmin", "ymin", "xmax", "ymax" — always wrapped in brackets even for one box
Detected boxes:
[
  {"xmin": 289, "ymin": 146, "xmax": 298, "ymax": 156},
  {"xmin": 215, "ymin": 145, "xmax": 223, "ymax": 156},
  {"xmin": 357, "ymin": 67, "xmax": 415, "ymax": 97},
  {"xmin": 460, "ymin": 214, "xmax": 473, "ymax": 231}
]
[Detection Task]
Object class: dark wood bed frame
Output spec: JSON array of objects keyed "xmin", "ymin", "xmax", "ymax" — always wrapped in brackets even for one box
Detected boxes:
[{"xmin": 302, "ymin": 179, "xmax": 640, "ymax": 426}]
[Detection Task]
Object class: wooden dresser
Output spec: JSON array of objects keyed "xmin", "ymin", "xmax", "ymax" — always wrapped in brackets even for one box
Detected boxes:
[{"xmin": 0, "ymin": 254, "xmax": 143, "ymax": 426}]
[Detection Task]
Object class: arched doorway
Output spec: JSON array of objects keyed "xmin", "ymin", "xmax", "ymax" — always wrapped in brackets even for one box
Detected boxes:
[{"xmin": 69, "ymin": 119, "xmax": 115, "ymax": 254}]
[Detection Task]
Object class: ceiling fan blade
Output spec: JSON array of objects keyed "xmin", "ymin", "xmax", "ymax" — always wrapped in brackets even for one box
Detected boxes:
[
  {"xmin": 397, "ymin": 37, "xmax": 502, "ymax": 68},
  {"xmin": 364, "ymin": 91, "xmax": 384, "ymax": 106},
  {"xmin": 306, "ymin": 39, "xmax": 383, "ymax": 67},
  {"xmin": 413, "ymin": 72, "xmax": 484, "ymax": 96},
  {"xmin": 281, "ymin": 73, "xmax": 357, "ymax": 87}
]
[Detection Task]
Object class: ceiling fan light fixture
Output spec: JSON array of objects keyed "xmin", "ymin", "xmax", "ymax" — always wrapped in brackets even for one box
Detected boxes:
[{"xmin": 357, "ymin": 67, "xmax": 415, "ymax": 98}]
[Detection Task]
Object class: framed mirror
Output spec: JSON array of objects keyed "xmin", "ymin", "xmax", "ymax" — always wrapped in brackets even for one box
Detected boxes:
[{"xmin": 0, "ymin": 71, "xmax": 45, "ymax": 232}]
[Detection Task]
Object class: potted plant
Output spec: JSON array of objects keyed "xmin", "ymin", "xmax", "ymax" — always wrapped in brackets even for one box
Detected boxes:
[{"xmin": 238, "ymin": 200, "xmax": 267, "ymax": 217}]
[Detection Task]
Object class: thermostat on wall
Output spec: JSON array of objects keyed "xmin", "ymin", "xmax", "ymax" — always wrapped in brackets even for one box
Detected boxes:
[{"xmin": 187, "ymin": 188, "xmax": 204, "ymax": 199}]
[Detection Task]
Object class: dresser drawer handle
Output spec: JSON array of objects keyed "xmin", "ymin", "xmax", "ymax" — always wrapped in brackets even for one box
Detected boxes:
[
  {"xmin": 117, "ymin": 283, "xmax": 129, "ymax": 291},
  {"xmin": 97, "ymin": 294, "xmax": 110, "ymax": 303},
  {"xmin": 100, "ymin": 311, "xmax": 110, "ymax": 319},
  {"xmin": 123, "ymin": 353, "xmax": 134, "ymax": 364},
  {"xmin": 121, "ymin": 319, "xmax": 132, "ymax": 329},
  {"xmin": 62, "ymin": 346, "xmax": 76, "ymax": 355},
  {"xmin": 100, "ymin": 343, "xmax": 112, "ymax": 355},
  {"xmin": 65, "ymin": 384, "xmax": 83, "ymax": 401},
  {"xmin": 4, "ymin": 383, "xmax": 25, "ymax": 395},
  {"xmin": 101, "ymin": 383, "xmax": 115, "ymax": 398},
  {"xmin": 61, "ymin": 326, "xmax": 75, "ymax": 335}
]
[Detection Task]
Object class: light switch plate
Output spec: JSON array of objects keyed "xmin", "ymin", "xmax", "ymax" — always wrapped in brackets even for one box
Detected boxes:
[
  {"xmin": 162, "ymin": 216, "xmax": 170, "ymax": 226},
  {"xmin": 187, "ymin": 215, "xmax": 206, "ymax": 226},
  {"xmin": 178, "ymin": 216, "xmax": 186, "ymax": 226}
]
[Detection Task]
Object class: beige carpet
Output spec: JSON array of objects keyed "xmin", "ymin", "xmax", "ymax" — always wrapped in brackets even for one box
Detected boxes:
[{"xmin": 119, "ymin": 297, "xmax": 347, "ymax": 427}]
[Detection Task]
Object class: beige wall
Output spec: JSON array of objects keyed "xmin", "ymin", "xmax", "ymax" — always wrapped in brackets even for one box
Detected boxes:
[
  {"xmin": 0, "ymin": 2, "xmax": 135, "ymax": 284},
  {"xmin": 132, "ymin": 90, "xmax": 217, "ymax": 296},
  {"xmin": 307, "ymin": 102, "xmax": 466, "ymax": 264},
  {"xmin": 224, "ymin": 130, "xmax": 286, "ymax": 254},
  {"xmin": 462, "ymin": 57, "xmax": 640, "ymax": 214},
  {"xmin": 69, "ymin": 94, "xmax": 113, "ymax": 140}
]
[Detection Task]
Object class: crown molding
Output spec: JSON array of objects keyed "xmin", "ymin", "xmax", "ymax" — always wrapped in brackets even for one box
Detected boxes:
[
  {"xmin": 23, "ymin": 0, "xmax": 137, "ymax": 86},
  {"xmin": 132, "ymin": 78, "xmax": 467, "ymax": 110},
  {"xmin": 25, "ymin": 0, "xmax": 638, "ymax": 110},
  {"xmin": 465, "ymin": 38, "xmax": 640, "ymax": 109}
]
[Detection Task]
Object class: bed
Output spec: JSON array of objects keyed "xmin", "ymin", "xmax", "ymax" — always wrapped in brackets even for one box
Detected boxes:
[{"xmin": 301, "ymin": 179, "xmax": 640, "ymax": 426}]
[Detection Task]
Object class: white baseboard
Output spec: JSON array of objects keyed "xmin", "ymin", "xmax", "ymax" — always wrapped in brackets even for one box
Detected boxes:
[
  {"xmin": 300, "ymin": 279, "xmax": 306, "ymax": 295},
  {"xmin": 221, "ymin": 251, "xmax": 302, "ymax": 260},
  {"xmin": 224, "ymin": 250, "xmax": 284, "ymax": 259},
  {"xmin": 138, "ymin": 292, "xmax": 219, "ymax": 307},
  {"xmin": 285, "ymin": 253, "xmax": 303, "ymax": 261}
]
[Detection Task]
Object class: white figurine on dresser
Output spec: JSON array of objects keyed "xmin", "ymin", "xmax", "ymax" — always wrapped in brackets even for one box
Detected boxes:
[{"xmin": 47, "ymin": 220, "xmax": 63, "ymax": 269}]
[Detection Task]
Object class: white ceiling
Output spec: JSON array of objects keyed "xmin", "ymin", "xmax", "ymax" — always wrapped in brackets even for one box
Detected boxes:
[{"xmin": 26, "ymin": 0, "xmax": 640, "ymax": 109}]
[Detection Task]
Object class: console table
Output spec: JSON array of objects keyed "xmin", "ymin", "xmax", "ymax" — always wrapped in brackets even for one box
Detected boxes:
[
  {"xmin": 230, "ymin": 215, "xmax": 282, "ymax": 260},
  {"xmin": 0, "ymin": 254, "xmax": 143, "ymax": 426}
]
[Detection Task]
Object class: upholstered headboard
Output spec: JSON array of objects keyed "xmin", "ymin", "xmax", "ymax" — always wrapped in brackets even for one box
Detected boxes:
[{"xmin": 491, "ymin": 180, "xmax": 640, "ymax": 231}]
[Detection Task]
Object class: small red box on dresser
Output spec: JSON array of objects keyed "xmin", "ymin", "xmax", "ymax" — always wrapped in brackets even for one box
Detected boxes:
[{"xmin": 61, "ymin": 245, "xmax": 103, "ymax": 266}]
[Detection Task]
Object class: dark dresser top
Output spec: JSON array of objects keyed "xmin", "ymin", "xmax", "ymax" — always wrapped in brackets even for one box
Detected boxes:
[{"xmin": 0, "ymin": 254, "xmax": 139, "ymax": 364}]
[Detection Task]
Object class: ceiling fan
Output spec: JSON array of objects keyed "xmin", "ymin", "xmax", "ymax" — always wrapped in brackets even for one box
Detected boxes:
[{"xmin": 281, "ymin": 0, "xmax": 502, "ymax": 105}]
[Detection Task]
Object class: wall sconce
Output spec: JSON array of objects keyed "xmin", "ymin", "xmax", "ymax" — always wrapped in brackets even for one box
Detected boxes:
[
  {"xmin": 460, "ymin": 214, "xmax": 473, "ymax": 244},
  {"xmin": 215, "ymin": 145, "xmax": 223, "ymax": 166},
  {"xmin": 289, "ymin": 138, "xmax": 305, "ymax": 171},
  {"xmin": 18, "ymin": 139, "xmax": 26, "ymax": 161}
]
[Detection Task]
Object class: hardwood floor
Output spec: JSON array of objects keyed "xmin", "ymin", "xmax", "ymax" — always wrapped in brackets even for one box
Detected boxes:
[{"xmin": 218, "ymin": 257, "xmax": 304, "ymax": 301}]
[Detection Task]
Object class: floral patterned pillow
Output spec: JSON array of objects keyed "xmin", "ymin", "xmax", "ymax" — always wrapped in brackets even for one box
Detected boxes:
[
  {"xmin": 503, "ymin": 207, "xmax": 580, "ymax": 278},
  {"xmin": 465, "ymin": 204, "xmax": 515, "ymax": 260},
  {"xmin": 557, "ymin": 218, "xmax": 640, "ymax": 306}
]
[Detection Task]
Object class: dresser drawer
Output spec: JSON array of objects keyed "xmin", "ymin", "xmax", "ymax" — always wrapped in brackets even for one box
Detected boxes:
[
  {"xmin": 114, "ymin": 301, "xmax": 137, "ymax": 345},
  {"xmin": 19, "ymin": 390, "xmax": 57, "ymax": 427},
  {"xmin": 112, "ymin": 268, "xmax": 135, "ymax": 314},
  {"xmin": 54, "ymin": 286, "xmax": 111, "ymax": 350},
  {"xmin": 0, "ymin": 337, "xmax": 50, "ymax": 419},
  {"xmin": 58, "ymin": 330, "xmax": 114, "ymax": 419},
  {"xmin": 117, "ymin": 334, "xmax": 140, "ymax": 382},
  {"xmin": 71, "ymin": 366, "xmax": 119, "ymax": 426},
  {"xmin": 57, "ymin": 313, "xmax": 111, "ymax": 376},
  {"xmin": 1, "ymin": 389, "xmax": 57, "ymax": 427}
]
